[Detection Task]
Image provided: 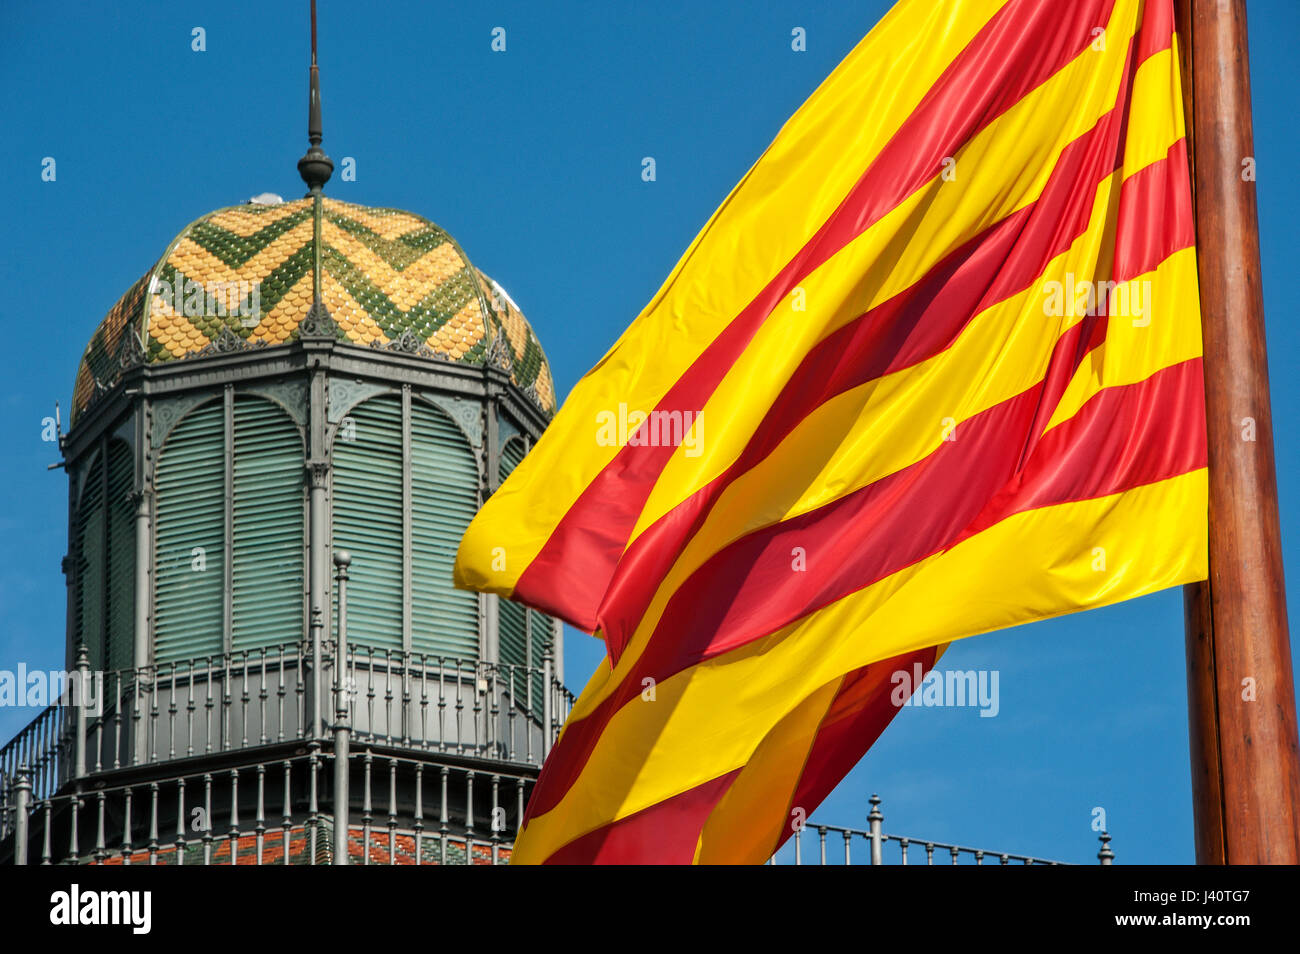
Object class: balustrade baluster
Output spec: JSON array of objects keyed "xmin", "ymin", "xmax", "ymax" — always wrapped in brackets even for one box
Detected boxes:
[
  {"xmin": 259, "ymin": 649, "xmax": 269, "ymax": 745},
  {"xmin": 239, "ymin": 651, "xmax": 251, "ymax": 748},
  {"xmin": 148, "ymin": 783, "xmax": 160, "ymax": 865},
  {"xmin": 454, "ymin": 663, "xmax": 465, "ymax": 755},
  {"xmin": 255, "ymin": 763, "xmax": 266, "ymax": 865},
  {"xmin": 487, "ymin": 666, "xmax": 499, "ymax": 760},
  {"xmin": 361, "ymin": 749, "xmax": 373, "ymax": 866},
  {"xmin": 508, "ymin": 667, "xmax": 518, "ymax": 763},
  {"xmin": 121, "ymin": 785, "xmax": 133, "ymax": 868},
  {"xmin": 438, "ymin": 765, "xmax": 448, "ymax": 866},
  {"xmin": 167, "ymin": 661, "xmax": 178, "ymax": 759},
  {"xmin": 472, "ymin": 663, "xmax": 483, "ymax": 756},
  {"xmin": 40, "ymin": 798, "xmax": 52, "ymax": 865},
  {"xmin": 419, "ymin": 655, "xmax": 429, "ymax": 751},
  {"xmin": 174, "ymin": 778, "xmax": 186, "ymax": 866},
  {"xmin": 93, "ymin": 789, "xmax": 106, "ymax": 863},
  {"xmin": 464, "ymin": 769, "xmax": 475, "ymax": 865},
  {"xmin": 490, "ymin": 774, "xmax": 502, "ymax": 865},
  {"xmin": 413, "ymin": 764, "xmax": 424, "ymax": 865},
  {"xmin": 287, "ymin": 758, "xmax": 298, "ymax": 865},
  {"xmin": 228, "ymin": 769, "xmax": 240, "ymax": 864},
  {"xmin": 400, "ymin": 651, "xmax": 411, "ymax": 747},
  {"xmin": 366, "ymin": 648, "xmax": 376, "ymax": 743},
  {"xmin": 293, "ymin": 642, "xmax": 305, "ymax": 740},
  {"xmin": 204, "ymin": 657, "xmax": 215, "ymax": 755},
  {"xmin": 147, "ymin": 667, "xmax": 158, "ymax": 763},
  {"xmin": 387, "ymin": 758, "xmax": 397, "ymax": 864},
  {"xmin": 202, "ymin": 772, "xmax": 214, "ymax": 866},
  {"xmin": 68, "ymin": 793, "xmax": 81, "ymax": 865},
  {"xmin": 112, "ymin": 673, "xmax": 122, "ymax": 770},
  {"xmin": 306, "ymin": 749, "xmax": 317, "ymax": 865},
  {"xmin": 383, "ymin": 650, "xmax": 394, "ymax": 745},
  {"xmin": 437, "ymin": 662, "xmax": 447, "ymax": 754},
  {"xmin": 186, "ymin": 660, "xmax": 196, "ymax": 757}
]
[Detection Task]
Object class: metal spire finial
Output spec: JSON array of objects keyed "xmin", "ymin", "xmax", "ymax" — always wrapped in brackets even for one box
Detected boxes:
[{"xmin": 297, "ymin": 0, "xmax": 333, "ymax": 194}]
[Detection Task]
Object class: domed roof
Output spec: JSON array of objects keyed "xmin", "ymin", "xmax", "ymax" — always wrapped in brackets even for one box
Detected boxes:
[{"xmin": 72, "ymin": 197, "xmax": 555, "ymax": 422}]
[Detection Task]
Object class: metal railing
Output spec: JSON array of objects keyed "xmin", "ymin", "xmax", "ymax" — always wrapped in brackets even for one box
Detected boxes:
[
  {"xmin": 0, "ymin": 645, "xmax": 572, "ymax": 827},
  {"xmin": 0, "ymin": 749, "xmax": 529, "ymax": 865},
  {"xmin": 788, "ymin": 795, "xmax": 1115, "ymax": 865},
  {"xmin": 0, "ymin": 555, "xmax": 572, "ymax": 864}
]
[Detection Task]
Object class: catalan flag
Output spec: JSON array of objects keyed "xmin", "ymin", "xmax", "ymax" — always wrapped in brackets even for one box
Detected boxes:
[{"xmin": 455, "ymin": 0, "xmax": 1205, "ymax": 864}]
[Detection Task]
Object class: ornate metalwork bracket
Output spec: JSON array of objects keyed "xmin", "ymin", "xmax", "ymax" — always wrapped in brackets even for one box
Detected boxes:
[
  {"xmin": 327, "ymin": 378, "xmax": 390, "ymax": 424},
  {"xmin": 421, "ymin": 392, "xmax": 483, "ymax": 449},
  {"xmin": 368, "ymin": 329, "xmax": 451, "ymax": 361},
  {"xmin": 151, "ymin": 391, "xmax": 218, "ymax": 449},
  {"xmin": 187, "ymin": 325, "xmax": 267, "ymax": 359},
  {"xmin": 485, "ymin": 331, "xmax": 513, "ymax": 372},
  {"xmin": 299, "ymin": 301, "xmax": 343, "ymax": 340}
]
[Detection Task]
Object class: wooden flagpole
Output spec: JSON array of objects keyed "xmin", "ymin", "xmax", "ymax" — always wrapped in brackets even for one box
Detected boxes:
[{"xmin": 1175, "ymin": 0, "xmax": 1300, "ymax": 865}]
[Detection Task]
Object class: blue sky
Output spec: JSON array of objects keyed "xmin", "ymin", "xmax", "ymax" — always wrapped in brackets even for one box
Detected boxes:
[{"xmin": 1, "ymin": 0, "xmax": 1296, "ymax": 864}]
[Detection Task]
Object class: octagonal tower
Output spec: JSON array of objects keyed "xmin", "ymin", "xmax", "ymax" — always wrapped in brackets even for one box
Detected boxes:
[{"xmin": 68, "ymin": 195, "xmax": 559, "ymax": 690}]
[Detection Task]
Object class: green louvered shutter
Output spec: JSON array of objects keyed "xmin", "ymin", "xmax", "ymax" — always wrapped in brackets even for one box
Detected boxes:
[
  {"xmin": 529, "ymin": 609, "xmax": 553, "ymax": 714},
  {"xmin": 498, "ymin": 601, "xmax": 527, "ymax": 672},
  {"xmin": 332, "ymin": 395, "xmax": 403, "ymax": 652},
  {"xmin": 410, "ymin": 402, "xmax": 480, "ymax": 661},
  {"xmin": 497, "ymin": 438, "xmax": 528, "ymax": 672},
  {"xmin": 154, "ymin": 401, "xmax": 225, "ymax": 666},
  {"xmin": 105, "ymin": 440, "xmax": 135, "ymax": 672},
  {"xmin": 497, "ymin": 436, "xmax": 554, "ymax": 713},
  {"xmin": 232, "ymin": 397, "xmax": 304, "ymax": 652},
  {"xmin": 498, "ymin": 437, "xmax": 526, "ymax": 485},
  {"xmin": 75, "ymin": 452, "xmax": 106, "ymax": 672}
]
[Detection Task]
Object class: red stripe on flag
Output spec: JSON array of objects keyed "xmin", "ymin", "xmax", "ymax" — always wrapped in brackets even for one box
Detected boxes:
[
  {"xmin": 1114, "ymin": 139, "xmax": 1194, "ymax": 281},
  {"xmin": 537, "ymin": 769, "xmax": 740, "ymax": 865},
  {"xmin": 1135, "ymin": 0, "xmax": 1175, "ymax": 64},
  {"xmin": 968, "ymin": 358, "xmax": 1206, "ymax": 535},
  {"xmin": 1017, "ymin": 138, "xmax": 1193, "ymax": 466}
]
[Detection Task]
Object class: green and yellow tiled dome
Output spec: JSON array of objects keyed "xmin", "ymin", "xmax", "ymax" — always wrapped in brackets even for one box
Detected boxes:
[{"xmin": 73, "ymin": 197, "xmax": 555, "ymax": 421}]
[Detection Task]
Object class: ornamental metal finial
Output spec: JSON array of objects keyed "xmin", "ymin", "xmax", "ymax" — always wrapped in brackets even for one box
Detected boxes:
[{"xmin": 296, "ymin": 0, "xmax": 334, "ymax": 194}]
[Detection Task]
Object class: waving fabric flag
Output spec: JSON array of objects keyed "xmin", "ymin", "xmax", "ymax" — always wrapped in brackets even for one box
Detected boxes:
[{"xmin": 455, "ymin": 0, "xmax": 1205, "ymax": 864}]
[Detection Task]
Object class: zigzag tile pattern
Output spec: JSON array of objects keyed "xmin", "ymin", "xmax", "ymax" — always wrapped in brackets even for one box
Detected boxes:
[{"xmin": 73, "ymin": 197, "xmax": 555, "ymax": 420}]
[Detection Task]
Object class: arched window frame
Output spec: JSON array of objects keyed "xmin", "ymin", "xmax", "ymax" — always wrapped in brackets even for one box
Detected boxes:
[
  {"xmin": 151, "ymin": 388, "xmax": 307, "ymax": 666},
  {"xmin": 72, "ymin": 434, "xmax": 135, "ymax": 674},
  {"xmin": 327, "ymin": 386, "xmax": 485, "ymax": 662}
]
